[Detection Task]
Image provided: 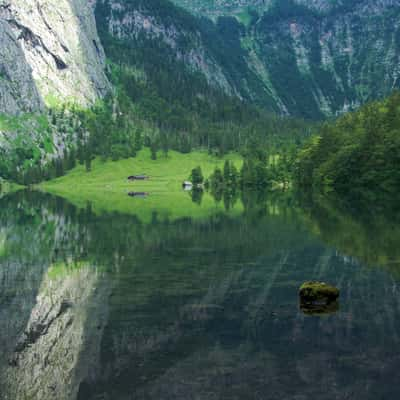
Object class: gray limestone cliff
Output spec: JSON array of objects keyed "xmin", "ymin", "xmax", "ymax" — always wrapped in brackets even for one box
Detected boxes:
[
  {"xmin": 96, "ymin": 0, "xmax": 235, "ymax": 95},
  {"xmin": 0, "ymin": 19, "xmax": 43, "ymax": 115},
  {"xmin": 0, "ymin": 0, "xmax": 110, "ymax": 114},
  {"xmin": 171, "ymin": 0, "xmax": 400, "ymax": 118},
  {"xmin": 1, "ymin": 0, "xmax": 400, "ymax": 119}
]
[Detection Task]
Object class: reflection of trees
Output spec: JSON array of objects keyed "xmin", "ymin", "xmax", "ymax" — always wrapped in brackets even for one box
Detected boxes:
[
  {"xmin": 2, "ymin": 191, "xmax": 400, "ymax": 399},
  {"xmin": 79, "ymin": 242, "xmax": 400, "ymax": 400},
  {"xmin": 0, "ymin": 190, "xmax": 308, "ymax": 400},
  {"xmin": 298, "ymin": 192, "xmax": 400, "ymax": 274},
  {"xmin": 190, "ymin": 188, "xmax": 204, "ymax": 205}
]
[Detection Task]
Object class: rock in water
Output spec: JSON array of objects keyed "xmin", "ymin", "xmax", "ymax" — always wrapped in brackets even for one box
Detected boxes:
[
  {"xmin": 299, "ymin": 281, "xmax": 340, "ymax": 302},
  {"xmin": 299, "ymin": 281, "xmax": 339, "ymax": 315},
  {"xmin": 300, "ymin": 299, "xmax": 339, "ymax": 316}
]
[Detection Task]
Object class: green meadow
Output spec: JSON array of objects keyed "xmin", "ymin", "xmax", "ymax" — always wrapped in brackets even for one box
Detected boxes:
[
  {"xmin": 41, "ymin": 149, "xmax": 244, "ymax": 222},
  {"xmin": 0, "ymin": 180, "xmax": 24, "ymax": 197}
]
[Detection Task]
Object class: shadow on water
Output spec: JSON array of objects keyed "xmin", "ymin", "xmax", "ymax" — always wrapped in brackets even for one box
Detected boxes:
[{"xmin": 1, "ymin": 189, "xmax": 400, "ymax": 399}]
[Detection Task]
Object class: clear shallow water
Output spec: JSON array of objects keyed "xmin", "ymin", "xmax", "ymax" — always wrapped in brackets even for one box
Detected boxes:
[{"xmin": 0, "ymin": 190, "xmax": 400, "ymax": 399}]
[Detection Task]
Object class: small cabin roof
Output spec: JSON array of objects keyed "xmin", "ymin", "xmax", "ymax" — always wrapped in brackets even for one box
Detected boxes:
[
  {"xmin": 128, "ymin": 191, "xmax": 149, "ymax": 197},
  {"xmin": 128, "ymin": 175, "xmax": 148, "ymax": 179}
]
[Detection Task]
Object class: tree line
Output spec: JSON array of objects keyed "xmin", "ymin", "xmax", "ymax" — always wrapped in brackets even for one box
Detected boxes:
[
  {"xmin": 295, "ymin": 91, "xmax": 400, "ymax": 198},
  {"xmin": 186, "ymin": 142, "xmax": 297, "ymax": 206}
]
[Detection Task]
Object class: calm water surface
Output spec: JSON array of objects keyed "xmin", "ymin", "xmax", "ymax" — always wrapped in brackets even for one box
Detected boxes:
[{"xmin": 0, "ymin": 190, "xmax": 400, "ymax": 399}]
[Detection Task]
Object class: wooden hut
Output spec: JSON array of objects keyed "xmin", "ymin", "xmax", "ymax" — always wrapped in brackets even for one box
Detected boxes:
[
  {"xmin": 128, "ymin": 192, "xmax": 149, "ymax": 198},
  {"xmin": 182, "ymin": 181, "xmax": 193, "ymax": 191},
  {"xmin": 128, "ymin": 175, "xmax": 150, "ymax": 181}
]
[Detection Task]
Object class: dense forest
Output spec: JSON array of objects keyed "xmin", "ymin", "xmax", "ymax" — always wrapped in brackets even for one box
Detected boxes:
[{"xmin": 295, "ymin": 92, "xmax": 400, "ymax": 198}]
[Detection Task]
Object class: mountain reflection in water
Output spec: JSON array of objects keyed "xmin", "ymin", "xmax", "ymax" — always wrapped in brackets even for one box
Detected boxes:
[{"xmin": 0, "ymin": 190, "xmax": 400, "ymax": 400}]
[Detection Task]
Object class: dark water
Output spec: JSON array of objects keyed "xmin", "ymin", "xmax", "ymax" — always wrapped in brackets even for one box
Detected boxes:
[{"xmin": 1, "ymin": 190, "xmax": 400, "ymax": 400}]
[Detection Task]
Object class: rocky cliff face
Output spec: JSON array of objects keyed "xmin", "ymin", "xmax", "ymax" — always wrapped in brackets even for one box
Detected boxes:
[
  {"xmin": 0, "ymin": 19, "xmax": 43, "ymax": 115},
  {"xmin": 249, "ymin": 0, "xmax": 400, "ymax": 117},
  {"xmin": 171, "ymin": 0, "xmax": 400, "ymax": 118},
  {"xmin": 173, "ymin": 0, "xmax": 399, "ymax": 16},
  {"xmin": 0, "ymin": 0, "xmax": 109, "ymax": 113},
  {"xmin": 1, "ymin": 0, "xmax": 400, "ymax": 118},
  {"xmin": 171, "ymin": 0, "xmax": 271, "ymax": 18},
  {"xmin": 96, "ymin": 0, "xmax": 235, "ymax": 95}
]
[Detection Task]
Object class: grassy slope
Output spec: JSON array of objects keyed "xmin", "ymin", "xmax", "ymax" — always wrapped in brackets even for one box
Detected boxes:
[{"xmin": 41, "ymin": 149, "xmax": 243, "ymax": 222}]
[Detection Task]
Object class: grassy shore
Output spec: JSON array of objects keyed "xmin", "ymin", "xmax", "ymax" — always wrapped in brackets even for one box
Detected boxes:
[
  {"xmin": 0, "ymin": 179, "xmax": 24, "ymax": 197},
  {"xmin": 41, "ymin": 149, "xmax": 243, "ymax": 221}
]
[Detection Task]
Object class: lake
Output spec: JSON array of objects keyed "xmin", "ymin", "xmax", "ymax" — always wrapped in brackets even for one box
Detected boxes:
[{"xmin": 0, "ymin": 190, "xmax": 400, "ymax": 399}]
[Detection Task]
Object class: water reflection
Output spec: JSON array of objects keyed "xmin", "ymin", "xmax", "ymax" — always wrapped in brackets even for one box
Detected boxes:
[
  {"xmin": 190, "ymin": 188, "xmax": 204, "ymax": 205},
  {"xmin": 0, "ymin": 190, "xmax": 400, "ymax": 399},
  {"xmin": 299, "ymin": 192, "xmax": 400, "ymax": 274}
]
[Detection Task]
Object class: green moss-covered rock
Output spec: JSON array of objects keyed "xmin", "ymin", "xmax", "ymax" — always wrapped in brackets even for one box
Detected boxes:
[{"xmin": 299, "ymin": 281, "xmax": 339, "ymax": 304}]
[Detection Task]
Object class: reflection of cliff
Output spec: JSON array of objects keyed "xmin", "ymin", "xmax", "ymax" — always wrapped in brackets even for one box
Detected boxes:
[
  {"xmin": 2, "ymin": 264, "xmax": 109, "ymax": 400},
  {"xmin": 2, "ymin": 191, "xmax": 400, "ymax": 399},
  {"xmin": 0, "ymin": 192, "xmax": 109, "ymax": 400},
  {"xmin": 0, "ymin": 193, "xmax": 62, "ymax": 372}
]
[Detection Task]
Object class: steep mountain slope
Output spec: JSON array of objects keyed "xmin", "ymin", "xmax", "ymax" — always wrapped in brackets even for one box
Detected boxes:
[
  {"xmin": 95, "ymin": 0, "xmax": 259, "ymax": 99},
  {"xmin": 0, "ymin": 0, "xmax": 111, "ymax": 183},
  {"xmin": 93, "ymin": 0, "xmax": 299, "ymax": 150},
  {"xmin": 94, "ymin": 0, "xmax": 285, "ymax": 113},
  {"xmin": 249, "ymin": 0, "xmax": 400, "ymax": 117},
  {"xmin": 172, "ymin": 0, "xmax": 395, "ymax": 17},
  {"xmin": 1, "ymin": 0, "xmax": 400, "ymax": 185},
  {"xmin": 0, "ymin": 19, "xmax": 43, "ymax": 115},
  {"xmin": 171, "ymin": 0, "xmax": 272, "ymax": 19},
  {"xmin": 2, "ymin": 0, "xmax": 400, "ymax": 119},
  {"xmin": 171, "ymin": 0, "xmax": 400, "ymax": 118},
  {"xmin": 0, "ymin": 0, "xmax": 110, "ymax": 113}
]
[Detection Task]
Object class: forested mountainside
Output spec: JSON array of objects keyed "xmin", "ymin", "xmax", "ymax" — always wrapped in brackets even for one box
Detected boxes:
[
  {"xmin": 170, "ymin": 0, "xmax": 271, "ymax": 19},
  {"xmin": 0, "ymin": 0, "xmax": 308, "ymax": 184},
  {"xmin": 295, "ymin": 91, "xmax": 400, "ymax": 198},
  {"xmin": 94, "ymin": 0, "xmax": 282, "ymax": 110},
  {"xmin": 1, "ymin": 0, "xmax": 400, "ymax": 184},
  {"xmin": 171, "ymin": 0, "xmax": 377, "ymax": 18},
  {"xmin": 0, "ymin": 0, "xmax": 110, "ymax": 182},
  {"xmin": 2, "ymin": 0, "xmax": 400, "ymax": 118},
  {"xmin": 94, "ymin": 0, "xmax": 293, "ymax": 136},
  {"xmin": 171, "ymin": 0, "xmax": 400, "ymax": 118}
]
